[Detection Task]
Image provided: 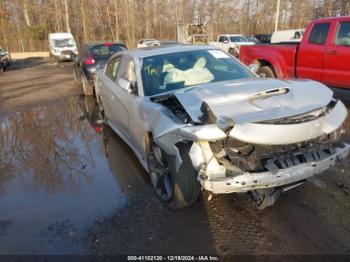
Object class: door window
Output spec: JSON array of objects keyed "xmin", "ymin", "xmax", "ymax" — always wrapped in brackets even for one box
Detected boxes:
[
  {"xmin": 105, "ymin": 57, "xmax": 120, "ymax": 81},
  {"xmin": 308, "ymin": 23, "xmax": 330, "ymax": 45},
  {"xmin": 335, "ymin": 22, "xmax": 350, "ymax": 46},
  {"xmin": 116, "ymin": 56, "xmax": 137, "ymax": 83},
  {"xmin": 218, "ymin": 36, "xmax": 228, "ymax": 42},
  {"xmin": 116, "ymin": 56, "xmax": 138, "ymax": 94}
]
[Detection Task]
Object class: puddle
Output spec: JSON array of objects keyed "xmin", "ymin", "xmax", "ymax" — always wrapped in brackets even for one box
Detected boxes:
[{"xmin": 0, "ymin": 95, "xmax": 148, "ymax": 254}]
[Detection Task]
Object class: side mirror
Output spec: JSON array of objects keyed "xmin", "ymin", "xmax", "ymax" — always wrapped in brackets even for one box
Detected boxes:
[
  {"xmin": 248, "ymin": 64, "xmax": 259, "ymax": 73},
  {"xmin": 118, "ymin": 77, "xmax": 136, "ymax": 93}
]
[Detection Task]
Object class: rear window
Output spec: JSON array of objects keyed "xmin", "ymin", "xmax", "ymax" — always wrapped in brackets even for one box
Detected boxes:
[
  {"xmin": 229, "ymin": 36, "xmax": 248, "ymax": 42},
  {"xmin": 90, "ymin": 44, "xmax": 125, "ymax": 57},
  {"xmin": 335, "ymin": 22, "xmax": 350, "ymax": 46},
  {"xmin": 308, "ymin": 23, "xmax": 330, "ymax": 45}
]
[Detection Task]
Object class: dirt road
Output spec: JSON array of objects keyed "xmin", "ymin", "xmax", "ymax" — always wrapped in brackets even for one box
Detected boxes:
[{"xmin": 0, "ymin": 59, "xmax": 349, "ymax": 256}]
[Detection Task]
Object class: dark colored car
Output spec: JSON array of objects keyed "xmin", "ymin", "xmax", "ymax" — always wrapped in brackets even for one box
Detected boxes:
[
  {"xmin": 246, "ymin": 36, "xmax": 261, "ymax": 44},
  {"xmin": 73, "ymin": 42, "xmax": 127, "ymax": 95},
  {"xmin": 254, "ymin": 34, "xmax": 272, "ymax": 43},
  {"xmin": 159, "ymin": 40, "xmax": 181, "ymax": 46},
  {"xmin": 0, "ymin": 47, "xmax": 10, "ymax": 72}
]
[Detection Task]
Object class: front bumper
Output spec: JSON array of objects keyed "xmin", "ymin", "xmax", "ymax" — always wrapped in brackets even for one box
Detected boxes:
[
  {"xmin": 52, "ymin": 51, "xmax": 77, "ymax": 60},
  {"xmin": 203, "ymin": 143, "xmax": 350, "ymax": 194}
]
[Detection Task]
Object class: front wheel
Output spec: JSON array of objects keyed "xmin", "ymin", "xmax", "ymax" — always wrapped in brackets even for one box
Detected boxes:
[
  {"xmin": 257, "ymin": 66, "xmax": 276, "ymax": 78},
  {"xmin": 148, "ymin": 142, "xmax": 201, "ymax": 209}
]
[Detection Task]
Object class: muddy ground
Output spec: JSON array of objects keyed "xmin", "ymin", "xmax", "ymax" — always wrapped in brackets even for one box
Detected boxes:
[{"xmin": 0, "ymin": 58, "xmax": 350, "ymax": 256}]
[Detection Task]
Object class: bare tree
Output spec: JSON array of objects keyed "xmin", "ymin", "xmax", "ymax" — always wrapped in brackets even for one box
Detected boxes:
[
  {"xmin": 64, "ymin": 0, "xmax": 71, "ymax": 32},
  {"xmin": 0, "ymin": 0, "xmax": 348, "ymax": 52}
]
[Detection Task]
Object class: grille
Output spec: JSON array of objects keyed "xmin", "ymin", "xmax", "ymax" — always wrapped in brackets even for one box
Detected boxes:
[{"xmin": 61, "ymin": 50, "xmax": 73, "ymax": 55}]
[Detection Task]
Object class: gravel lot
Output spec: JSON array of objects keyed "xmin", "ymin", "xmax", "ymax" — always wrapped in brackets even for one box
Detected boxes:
[{"xmin": 0, "ymin": 58, "xmax": 349, "ymax": 256}]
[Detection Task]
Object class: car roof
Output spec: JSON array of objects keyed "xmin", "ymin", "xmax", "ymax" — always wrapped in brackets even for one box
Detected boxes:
[
  {"xmin": 83, "ymin": 42, "xmax": 126, "ymax": 47},
  {"xmin": 49, "ymin": 32, "xmax": 74, "ymax": 39},
  {"xmin": 312, "ymin": 16, "xmax": 350, "ymax": 23},
  {"xmin": 273, "ymin": 29, "xmax": 304, "ymax": 34},
  {"xmin": 116, "ymin": 45, "xmax": 218, "ymax": 58},
  {"xmin": 221, "ymin": 34, "xmax": 244, "ymax": 37}
]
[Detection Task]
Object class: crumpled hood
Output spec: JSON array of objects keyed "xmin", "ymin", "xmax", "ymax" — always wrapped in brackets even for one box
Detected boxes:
[{"xmin": 173, "ymin": 78, "xmax": 333, "ymax": 124}]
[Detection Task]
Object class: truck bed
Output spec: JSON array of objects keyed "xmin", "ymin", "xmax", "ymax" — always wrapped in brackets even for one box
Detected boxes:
[{"xmin": 240, "ymin": 43, "xmax": 299, "ymax": 78}]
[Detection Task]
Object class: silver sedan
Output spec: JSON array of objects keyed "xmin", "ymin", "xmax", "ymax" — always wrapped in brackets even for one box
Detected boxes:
[{"xmin": 95, "ymin": 45, "xmax": 349, "ymax": 209}]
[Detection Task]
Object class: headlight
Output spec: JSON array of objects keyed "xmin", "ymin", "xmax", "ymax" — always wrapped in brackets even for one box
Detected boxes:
[{"xmin": 180, "ymin": 125, "xmax": 226, "ymax": 141}]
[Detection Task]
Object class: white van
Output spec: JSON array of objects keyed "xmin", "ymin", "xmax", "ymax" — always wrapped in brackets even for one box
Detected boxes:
[
  {"xmin": 270, "ymin": 29, "xmax": 305, "ymax": 44},
  {"xmin": 48, "ymin": 32, "xmax": 78, "ymax": 61}
]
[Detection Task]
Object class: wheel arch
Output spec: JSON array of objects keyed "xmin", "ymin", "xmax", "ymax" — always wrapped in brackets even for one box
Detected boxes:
[{"xmin": 256, "ymin": 59, "xmax": 279, "ymax": 78}]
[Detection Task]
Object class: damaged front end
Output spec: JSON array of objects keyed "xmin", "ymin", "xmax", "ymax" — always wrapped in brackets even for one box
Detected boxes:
[{"xmin": 152, "ymin": 92, "xmax": 350, "ymax": 198}]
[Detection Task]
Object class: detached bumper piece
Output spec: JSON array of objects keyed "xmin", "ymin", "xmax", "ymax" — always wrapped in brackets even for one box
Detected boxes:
[{"xmin": 204, "ymin": 143, "xmax": 350, "ymax": 194}]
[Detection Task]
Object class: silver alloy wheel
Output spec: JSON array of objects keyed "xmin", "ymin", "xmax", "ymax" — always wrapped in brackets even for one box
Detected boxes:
[{"xmin": 149, "ymin": 144, "xmax": 173, "ymax": 202}]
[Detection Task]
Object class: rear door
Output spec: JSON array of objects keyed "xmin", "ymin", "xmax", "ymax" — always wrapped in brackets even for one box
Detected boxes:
[
  {"xmin": 110, "ymin": 55, "xmax": 138, "ymax": 139},
  {"xmin": 99, "ymin": 56, "xmax": 121, "ymax": 126},
  {"xmin": 296, "ymin": 22, "xmax": 331, "ymax": 81},
  {"xmin": 322, "ymin": 20, "xmax": 350, "ymax": 88}
]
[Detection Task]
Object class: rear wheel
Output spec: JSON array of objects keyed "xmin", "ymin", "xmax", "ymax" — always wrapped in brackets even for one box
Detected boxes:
[
  {"xmin": 81, "ymin": 74, "xmax": 93, "ymax": 96},
  {"xmin": 97, "ymin": 96, "xmax": 107, "ymax": 123},
  {"xmin": 148, "ymin": 142, "xmax": 201, "ymax": 209},
  {"xmin": 257, "ymin": 66, "xmax": 276, "ymax": 78}
]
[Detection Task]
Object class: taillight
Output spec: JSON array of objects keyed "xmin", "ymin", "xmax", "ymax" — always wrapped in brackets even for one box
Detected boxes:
[
  {"xmin": 84, "ymin": 56, "xmax": 95, "ymax": 65},
  {"xmin": 103, "ymin": 42, "xmax": 113, "ymax": 46}
]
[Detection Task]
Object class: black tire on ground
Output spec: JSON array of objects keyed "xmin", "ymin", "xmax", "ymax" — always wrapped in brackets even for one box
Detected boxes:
[
  {"xmin": 97, "ymin": 96, "xmax": 107, "ymax": 123},
  {"xmin": 149, "ymin": 142, "xmax": 201, "ymax": 210},
  {"xmin": 81, "ymin": 75, "xmax": 93, "ymax": 96},
  {"xmin": 256, "ymin": 66, "xmax": 276, "ymax": 78}
]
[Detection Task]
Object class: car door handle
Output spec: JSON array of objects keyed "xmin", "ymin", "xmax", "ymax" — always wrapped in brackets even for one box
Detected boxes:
[{"xmin": 326, "ymin": 50, "xmax": 337, "ymax": 56}]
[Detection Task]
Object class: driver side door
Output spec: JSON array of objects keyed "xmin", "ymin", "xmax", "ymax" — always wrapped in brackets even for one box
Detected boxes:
[{"xmin": 109, "ymin": 55, "xmax": 138, "ymax": 140}]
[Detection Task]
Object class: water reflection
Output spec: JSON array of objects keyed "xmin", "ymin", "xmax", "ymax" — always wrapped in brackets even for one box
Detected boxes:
[
  {"xmin": 79, "ymin": 95, "xmax": 148, "ymax": 197},
  {"xmin": 0, "ymin": 95, "xmax": 150, "ymax": 254},
  {"xmin": 103, "ymin": 126, "xmax": 149, "ymax": 197},
  {"xmin": 0, "ymin": 97, "xmax": 100, "ymax": 194}
]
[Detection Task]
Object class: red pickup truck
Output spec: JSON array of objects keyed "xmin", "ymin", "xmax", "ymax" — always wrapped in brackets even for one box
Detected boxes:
[{"xmin": 240, "ymin": 16, "xmax": 350, "ymax": 88}]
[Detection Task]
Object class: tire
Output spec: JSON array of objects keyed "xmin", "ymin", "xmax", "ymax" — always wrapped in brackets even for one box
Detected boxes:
[
  {"xmin": 149, "ymin": 142, "xmax": 201, "ymax": 209},
  {"xmin": 81, "ymin": 74, "xmax": 93, "ymax": 96},
  {"xmin": 257, "ymin": 66, "xmax": 276, "ymax": 78},
  {"xmin": 228, "ymin": 48, "xmax": 239, "ymax": 58},
  {"xmin": 97, "ymin": 96, "xmax": 107, "ymax": 123}
]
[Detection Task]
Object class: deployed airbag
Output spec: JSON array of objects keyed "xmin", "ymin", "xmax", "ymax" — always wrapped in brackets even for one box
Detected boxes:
[{"xmin": 163, "ymin": 57, "xmax": 214, "ymax": 86}]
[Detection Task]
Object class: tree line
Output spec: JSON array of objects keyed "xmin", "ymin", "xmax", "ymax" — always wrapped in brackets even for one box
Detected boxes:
[{"xmin": 0, "ymin": 0, "xmax": 349, "ymax": 52}]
